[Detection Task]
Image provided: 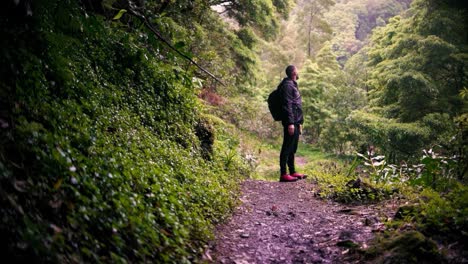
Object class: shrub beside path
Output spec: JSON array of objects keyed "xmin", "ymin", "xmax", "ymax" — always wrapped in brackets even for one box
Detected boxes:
[{"xmin": 207, "ymin": 179, "xmax": 398, "ymax": 263}]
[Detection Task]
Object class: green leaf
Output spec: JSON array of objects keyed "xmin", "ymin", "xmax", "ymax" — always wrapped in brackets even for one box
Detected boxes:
[
  {"xmin": 174, "ymin": 41, "xmax": 185, "ymax": 50},
  {"xmin": 113, "ymin": 9, "xmax": 127, "ymax": 20}
]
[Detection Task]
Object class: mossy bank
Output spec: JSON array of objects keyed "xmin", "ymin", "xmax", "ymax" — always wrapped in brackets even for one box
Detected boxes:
[{"xmin": 0, "ymin": 1, "xmax": 249, "ymax": 262}]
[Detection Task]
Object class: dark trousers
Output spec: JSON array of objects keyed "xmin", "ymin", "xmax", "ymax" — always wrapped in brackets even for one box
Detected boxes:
[{"xmin": 280, "ymin": 124, "xmax": 299, "ymax": 175}]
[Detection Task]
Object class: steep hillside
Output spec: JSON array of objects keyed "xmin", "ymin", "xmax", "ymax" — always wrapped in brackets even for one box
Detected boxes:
[{"xmin": 0, "ymin": 0, "xmax": 288, "ymax": 262}]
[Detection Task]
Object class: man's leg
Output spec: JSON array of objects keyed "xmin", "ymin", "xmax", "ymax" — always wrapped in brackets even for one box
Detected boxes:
[
  {"xmin": 280, "ymin": 125, "xmax": 293, "ymax": 175},
  {"xmin": 287, "ymin": 124, "xmax": 299, "ymax": 174},
  {"xmin": 280, "ymin": 125, "xmax": 298, "ymax": 182},
  {"xmin": 289, "ymin": 124, "xmax": 307, "ymax": 179},
  {"xmin": 287, "ymin": 152, "xmax": 295, "ymax": 175}
]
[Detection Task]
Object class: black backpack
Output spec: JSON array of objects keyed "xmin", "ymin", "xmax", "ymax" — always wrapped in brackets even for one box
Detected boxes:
[{"xmin": 267, "ymin": 81, "xmax": 284, "ymax": 121}]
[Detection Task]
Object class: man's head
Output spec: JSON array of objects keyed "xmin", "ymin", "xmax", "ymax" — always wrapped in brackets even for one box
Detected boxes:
[{"xmin": 285, "ymin": 65, "xmax": 299, "ymax": 80}]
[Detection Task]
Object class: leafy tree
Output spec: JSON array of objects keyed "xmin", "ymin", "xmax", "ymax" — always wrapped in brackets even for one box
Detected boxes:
[
  {"xmin": 300, "ymin": 59, "xmax": 330, "ymax": 142},
  {"xmin": 316, "ymin": 41, "xmax": 341, "ymax": 72},
  {"xmin": 295, "ymin": 0, "xmax": 334, "ymax": 58},
  {"xmin": 300, "ymin": 42, "xmax": 343, "ymax": 143},
  {"xmin": 209, "ymin": 0, "xmax": 291, "ymax": 40},
  {"xmin": 350, "ymin": 0, "xmax": 467, "ymax": 162},
  {"xmin": 324, "ymin": 0, "xmax": 411, "ymax": 64},
  {"xmin": 300, "ymin": 43, "xmax": 366, "ymax": 152}
]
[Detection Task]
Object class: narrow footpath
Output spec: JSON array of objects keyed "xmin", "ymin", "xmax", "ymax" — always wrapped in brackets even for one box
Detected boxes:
[{"xmin": 207, "ymin": 179, "xmax": 398, "ymax": 263}]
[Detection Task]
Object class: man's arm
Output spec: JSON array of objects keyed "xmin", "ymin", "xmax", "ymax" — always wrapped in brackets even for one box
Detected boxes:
[{"xmin": 281, "ymin": 82, "xmax": 295, "ymax": 135}]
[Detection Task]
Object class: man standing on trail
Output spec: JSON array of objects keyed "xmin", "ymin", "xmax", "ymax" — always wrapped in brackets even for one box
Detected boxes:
[{"xmin": 279, "ymin": 65, "xmax": 306, "ymax": 182}]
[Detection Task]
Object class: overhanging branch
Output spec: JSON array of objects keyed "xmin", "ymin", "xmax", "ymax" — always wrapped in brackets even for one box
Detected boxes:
[{"xmin": 127, "ymin": 9, "xmax": 226, "ymax": 86}]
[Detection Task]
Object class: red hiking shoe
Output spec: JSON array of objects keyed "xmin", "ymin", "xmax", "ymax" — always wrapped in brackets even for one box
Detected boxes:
[
  {"xmin": 291, "ymin": 172, "xmax": 307, "ymax": 179},
  {"xmin": 280, "ymin": 174, "xmax": 299, "ymax": 182}
]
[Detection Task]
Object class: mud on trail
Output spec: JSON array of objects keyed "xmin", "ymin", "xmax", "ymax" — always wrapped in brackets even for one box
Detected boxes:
[{"xmin": 207, "ymin": 179, "xmax": 398, "ymax": 264}]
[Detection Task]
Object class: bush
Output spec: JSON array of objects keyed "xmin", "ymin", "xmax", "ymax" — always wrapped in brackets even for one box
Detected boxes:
[
  {"xmin": 363, "ymin": 185, "xmax": 468, "ymax": 263},
  {"xmin": 349, "ymin": 111, "xmax": 431, "ymax": 161},
  {"xmin": 417, "ymin": 186, "xmax": 468, "ymax": 240},
  {"xmin": 364, "ymin": 231, "xmax": 446, "ymax": 264},
  {"xmin": 308, "ymin": 161, "xmax": 395, "ymax": 203}
]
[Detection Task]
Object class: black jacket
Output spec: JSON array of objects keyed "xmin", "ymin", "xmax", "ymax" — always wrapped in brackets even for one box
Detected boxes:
[{"xmin": 280, "ymin": 77, "xmax": 303, "ymax": 126}]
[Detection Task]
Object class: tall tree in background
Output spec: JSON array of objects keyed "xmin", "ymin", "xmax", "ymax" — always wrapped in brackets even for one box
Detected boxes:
[
  {"xmin": 300, "ymin": 42, "xmax": 366, "ymax": 152},
  {"xmin": 300, "ymin": 60, "xmax": 329, "ymax": 142},
  {"xmin": 296, "ymin": 0, "xmax": 334, "ymax": 58},
  {"xmin": 324, "ymin": 0, "xmax": 411, "ymax": 64}
]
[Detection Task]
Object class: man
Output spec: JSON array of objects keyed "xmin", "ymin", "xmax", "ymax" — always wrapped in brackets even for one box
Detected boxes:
[{"xmin": 279, "ymin": 65, "xmax": 306, "ymax": 182}]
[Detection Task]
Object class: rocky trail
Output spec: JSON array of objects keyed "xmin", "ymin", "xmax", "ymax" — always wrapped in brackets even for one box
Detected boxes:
[{"xmin": 207, "ymin": 179, "xmax": 400, "ymax": 263}]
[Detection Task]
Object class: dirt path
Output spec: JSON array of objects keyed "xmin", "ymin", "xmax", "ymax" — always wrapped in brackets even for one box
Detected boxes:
[{"xmin": 208, "ymin": 179, "xmax": 397, "ymax": 263}]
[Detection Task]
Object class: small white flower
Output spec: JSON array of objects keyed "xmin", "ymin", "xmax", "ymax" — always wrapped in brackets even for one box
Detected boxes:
[{"xmin": 71, "ymin": 177, "xmax": 78, "ymax": 184}]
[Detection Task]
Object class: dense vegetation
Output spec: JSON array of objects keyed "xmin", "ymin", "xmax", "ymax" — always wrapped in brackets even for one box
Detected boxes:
[
  {"xmin": 1, "ymin": 0, "xmax": 467, "ymax": 262},
  {"xmin": 0, "ymin": 0, "xmax": 288, "ymax": 262},
  {"xmin": 258, "ymin": 0, "xmax": 466, "ymax": 163}
]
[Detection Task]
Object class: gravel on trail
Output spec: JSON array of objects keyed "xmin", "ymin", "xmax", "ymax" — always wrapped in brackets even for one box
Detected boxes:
[{"xmin": 207, "ymin": 179, "xmax": 397, "ymax": 264}]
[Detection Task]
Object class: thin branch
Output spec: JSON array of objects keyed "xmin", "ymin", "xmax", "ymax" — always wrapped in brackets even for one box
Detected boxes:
[{"xmin": 127, "ymin": 8, "xmax": 226, "ymax": 86}]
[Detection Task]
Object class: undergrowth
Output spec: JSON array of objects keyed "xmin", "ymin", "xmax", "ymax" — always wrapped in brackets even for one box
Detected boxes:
[
  {"xmin": 307, "ymin": 160, "xmax": 397, "ymax": 203},
  {"xmin": 302, "ymin": 147, "xmax": 467, "ymax": 262},
  {"xmin": 0, "ymin": 1, "xmax": 247, "ymax": 262},
  {"xmin": 363, "ymin": 184, "xmax": 468, "ymax": 263}
]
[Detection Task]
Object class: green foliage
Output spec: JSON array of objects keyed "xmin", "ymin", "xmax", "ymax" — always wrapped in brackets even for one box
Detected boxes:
[
  {"xmin": 348, "ymin": 111, "xmax": 462, "ymax": 165},
  {"xmin": 349, "ymin": 111, "xmax": 432, "ymax": 160},
  {"xmin": 300, "ymin": 46, "xmax": 366, "ymax": 153},
  {"xmin": 108, "ymin": 0, "xmax": 289, "ymax": 91},
  {"xmin": 317, "ymin": 80, "xmax": 366, "ymax": 154},
  {"xmin": 349, "ymin": 112, "xmax": 465, "ymax": 184},
  {"xmin": 310, "ymin": 144, "xmax": 464, "ymax": 204},
  {"xmin": 295, "ymin": 0, "xmax": 334, "ymax": 58},
  {"xmin": 112, "ymin": 9, "xmax": 127, "ymax": 20},
  {"xmin": 356, "ymin": 152, "xmax": 394, "ymax": 183},
  {"xmin": 364, "ymin": 185, "xmax": 468, "ymax": 263},
  {"xmin": 417, "ymin": 186, "xmax": 468, "ymax": 239},
  {"xmin": 351, "ymin": 0, "xmax": 468, "ymax": 161},
  {"xmin": 300, "ymin": 59, "xmax": 332, "ymax": 142},
  {"xmin": 406, "ymin": 148, "xmax": 458, "ymax": 189},
  {"xmin": 212, "ymin": 0, "xmax": 287, "ymax": 40},
  {"xmin": 339, "ymin": 146, "xmax": 467, "ymax": 261},
  {"xmin": 308, "ymin": 161, "xmax": 394, "ymax": 203},
  {"xmin": 315, "ymin": 42, "xmax": 341, "ymax": 72},
  {"xmin": 0, "ymin": 0, "xmax": 259, "ymax": 262},
  {"xmin": 364, "ymin": 231, "xmax": 446, "ymax": 263},
  {"xmin": 272, "ymin": 0, "xmax": 293, "ymax": 19},
  {"xmin": 324, "ymin": 0, "xmax": 411, "ymax": 63},
  {"xmin": 351, "ymin": 144, "xmax": 461, "ymax": 191}
]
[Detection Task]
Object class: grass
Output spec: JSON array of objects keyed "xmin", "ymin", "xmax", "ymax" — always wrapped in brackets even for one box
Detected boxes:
[
  {"xmin": 295, "ymin": 142, "xmax": 347, "ymax": 162},
  {"xmin": 244, "ymin": 136, "xmax": 349, "ymax": 181},
  {"xmin": 252, "ymin": 141, "xmax": 280, "ymax": 181}
]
